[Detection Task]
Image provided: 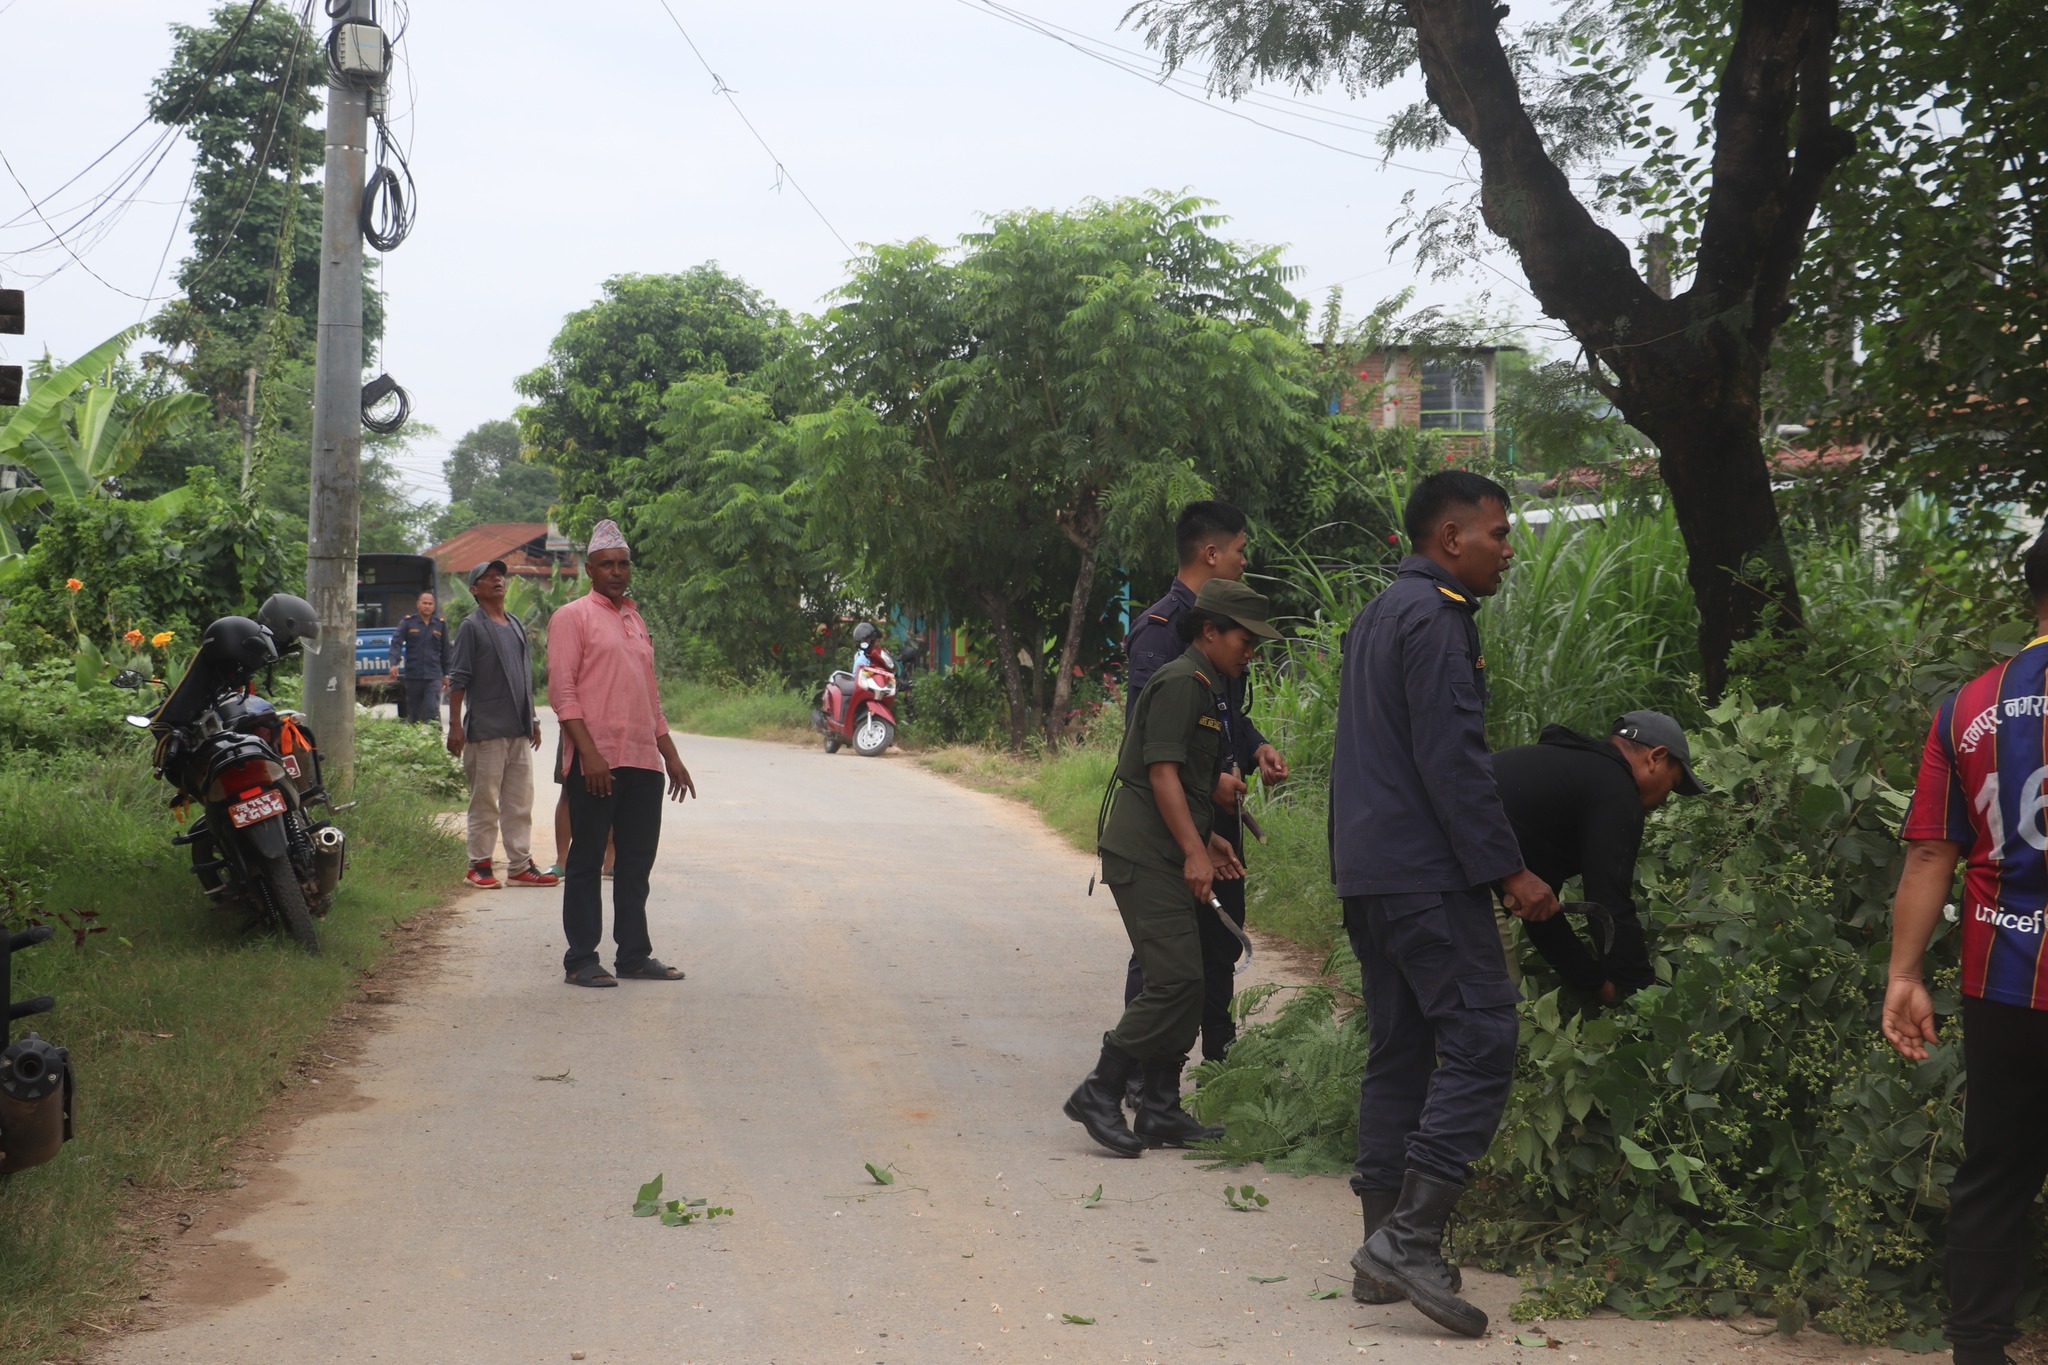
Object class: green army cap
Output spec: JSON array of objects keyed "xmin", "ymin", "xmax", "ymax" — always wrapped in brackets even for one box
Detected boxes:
[{"xmin": 1194, "ymin": 578, "xmax": 1283, "ymax": 641}]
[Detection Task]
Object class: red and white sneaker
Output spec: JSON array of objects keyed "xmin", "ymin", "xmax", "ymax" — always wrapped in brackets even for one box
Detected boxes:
[
  {"xmin": 464, "ymin": 861, "xmax": 500, "ymax": 889},
  {"xmin": 505, "ymin": 864, "xmax": 558, "ymax": 888}
]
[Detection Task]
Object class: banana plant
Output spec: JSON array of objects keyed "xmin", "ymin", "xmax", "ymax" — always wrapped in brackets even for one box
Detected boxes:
[{"xmin": 0, "ymin": 325, "xmax": 208, "ymax": 554}]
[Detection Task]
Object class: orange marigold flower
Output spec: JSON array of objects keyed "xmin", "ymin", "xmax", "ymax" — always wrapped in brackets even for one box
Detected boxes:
[
  {"xmin": 123, "ymin": 629, "xmax": 145, "ymax": 648},
  {"xmin": 65, "ymin": 578, "xmax": 82, "ymax": 592},
  {"xmin": 151, "ymin": 631, "xmax": 175, "ymax": 649}
]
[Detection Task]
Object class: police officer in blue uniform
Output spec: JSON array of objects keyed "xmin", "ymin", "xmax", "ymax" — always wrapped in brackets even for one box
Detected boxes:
[
  {"xmin": 389, "ymin": 590, "xmax": 450, "ymax": 725},
  {"xmin": 1331, "ymin": 471, "xmax": 1558, "ymax": 1339},
  {"xmin": 1123, "ymin": 502, "xmax": 1290, "ymax": 1063}
]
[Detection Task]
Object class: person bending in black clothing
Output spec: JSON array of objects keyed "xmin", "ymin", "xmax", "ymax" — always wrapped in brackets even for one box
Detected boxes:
[{"xmin": 1491, "ymin": 710, "xmax": 1704, "ymax": 1003}]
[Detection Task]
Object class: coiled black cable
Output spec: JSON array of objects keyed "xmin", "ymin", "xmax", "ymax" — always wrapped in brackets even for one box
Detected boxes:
[{"xmin": 360, "ymin": 373, "xmax": 410, "ymax": 434}]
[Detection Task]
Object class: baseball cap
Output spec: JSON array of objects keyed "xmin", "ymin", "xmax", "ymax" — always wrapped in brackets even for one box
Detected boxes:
[
  {"xmin": 1613, "ymin": 710, "xmax": 1705, "ymax": 796},
  {"xmin": 1193, "ymin": 578, "xmax": 1282, "ymax": 641},
  {"xmin": 467, "ymin": 559, "xmax": 509, "ymax": 588}
]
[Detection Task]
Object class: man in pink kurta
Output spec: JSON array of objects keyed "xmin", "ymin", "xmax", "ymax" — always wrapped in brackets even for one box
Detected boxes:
[{"xmin": 553, "ymin": 520, "xmax": 697, "ymax": 987}]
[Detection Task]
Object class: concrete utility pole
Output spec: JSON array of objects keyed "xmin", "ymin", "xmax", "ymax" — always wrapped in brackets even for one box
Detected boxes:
[{"xmin": 304, "ymin": 0, "xmax": 379, "ymax": 792}]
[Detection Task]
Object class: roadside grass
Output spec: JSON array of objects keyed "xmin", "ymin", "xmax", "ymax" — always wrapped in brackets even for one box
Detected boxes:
[
  {"xmin": 0, "ymin": 719, "xmax": 459, "ymax": 1365},
  {"xmin": 659, "ymin": 678, "xmax": 813, "ymax": 741},
  {"xmin": 914, "ymin": 736, "xmax": 1345, "ymax": 957}
]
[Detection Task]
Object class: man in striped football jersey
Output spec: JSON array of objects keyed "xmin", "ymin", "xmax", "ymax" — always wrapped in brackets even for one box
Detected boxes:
[{"xmin": 1887, "ymin": 533, "xmax": 2048, "ymax": 1365}]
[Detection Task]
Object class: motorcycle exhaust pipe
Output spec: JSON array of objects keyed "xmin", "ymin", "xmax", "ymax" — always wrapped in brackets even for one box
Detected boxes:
[
  {"xmin": 312, "ymin": 824, "xmax": 347, "ymax": 901},
  {"xmin": 0, "ymin": 1032, "xmax": 73, "ymax": 1175}
]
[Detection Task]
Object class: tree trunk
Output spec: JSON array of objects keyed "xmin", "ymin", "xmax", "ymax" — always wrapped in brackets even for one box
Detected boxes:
[
  {"xmin": 1397, "ymin": 0, "xmax": 1853, "ymax": 691},
  {"xmin": 1045, "ymin": 499, "xmax": 1106, "ymax": 749},
  {"xmin": 1617, "ymin": 347, "xmax": 1803, "ymax": 695},
  {"xmin": 977, "ymin": 588, "xmax": 1030, "ymax": 752}
]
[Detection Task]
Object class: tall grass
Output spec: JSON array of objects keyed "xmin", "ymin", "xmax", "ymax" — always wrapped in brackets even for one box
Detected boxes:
[
  {"xmin": 658, "ymin": 677, "xmax": 813, "ymax": 740},
  {"xmin": 0, "ymin": 720, "xmax": 459, "ymax": 1365}
]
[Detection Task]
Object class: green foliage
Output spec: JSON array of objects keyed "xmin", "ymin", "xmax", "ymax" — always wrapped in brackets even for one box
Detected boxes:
[
  {"xmin": 147, "ymin": 0, "xmax": 381, "ymax": 406},
  {"xmin": 354, "ymin": 716, "xmax": 465, "ymax": 799},
  {"xmin": 1183, "ymin": 503, "xmax": 2023, "ymax": 1341},
  {"xmin": 430, "ymin": 419, "xmax": 558, "ymax": 542},
  {"xmin": 0, "ymin": 661, "xmax": 143, "ymax": 755},
  {"xmin": 631, "ymin": 1174, "xmax": 732, "ymax": 1226},
  {"xmin": 0, "ymin": 736, "xmax": 457, "ymax": 1364},
  {"xmin": 907, "ymin": 662, "xmax": 1009, "ymax": 747},
  {"xmin": 808, "ymin": 192, "xmax": 1321, "ymax": 746},
  {"xmin": 657, "ymin": 677, "xmax": 812, "ymax": 742},
  {"xmin": 0, "ymin": 469, "xmax": 298, "ymax": 663},
  {"xmin": 1223, "ymin": 1182, "xmax": 1272, "ymax": 1211},
  {"xmin": 518, "ymin": 267, "xmax": 787, "ymax": 515},
  {"xmin": 1187, "ymin": 984, "xmax": 1371, "ymax": 1174}
]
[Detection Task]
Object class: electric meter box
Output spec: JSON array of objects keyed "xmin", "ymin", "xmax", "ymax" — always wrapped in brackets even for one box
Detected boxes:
[{"xmin": 334, "ymin": 22, "xmax": 389, "ymax": 81}]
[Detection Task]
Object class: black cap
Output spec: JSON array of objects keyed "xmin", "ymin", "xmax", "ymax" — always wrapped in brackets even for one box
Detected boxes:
[
  {"xmin": 467, "ymin": 559, "xmax": 509, "ymax": 588},
  {"xmin": 1613, "ymin": 710, "xmax": 1704, "ymax": 796},
  {"xmin": 1193, "ymin": 578, "xmax": 1282, "ymax": 641}
]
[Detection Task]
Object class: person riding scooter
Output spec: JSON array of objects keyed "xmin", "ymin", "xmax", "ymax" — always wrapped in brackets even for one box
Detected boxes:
[{"xmin": 851, "ymin": 623, "xmax": 892, "ymax": 684}]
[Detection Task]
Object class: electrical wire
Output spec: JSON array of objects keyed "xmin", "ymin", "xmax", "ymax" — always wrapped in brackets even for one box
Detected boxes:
[
  {"xmin": 0, "ymin": 0, "xmax": 317, "ymax": 306},
  {"xmin": 361, "ymin": 373, "xmax": 411, "ymax": 434},
  {"xmin": 0, "ymin": 0, "xmax": 268, "ymax": 241},
  {"xmin": 647, "ymin": 0, "xmax": 853, "ymax": 255},
  {"xmin": 361, "ymin": 118, "xmax": 415, "ymax": 251}
]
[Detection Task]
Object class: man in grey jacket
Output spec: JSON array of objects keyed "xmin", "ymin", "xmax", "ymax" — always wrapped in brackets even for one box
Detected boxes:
[{"xmin": 447, "ymin": 560, "xmax": 557, "ymax": 890}]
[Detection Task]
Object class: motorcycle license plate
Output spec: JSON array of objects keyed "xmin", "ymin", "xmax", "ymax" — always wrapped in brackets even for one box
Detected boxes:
[
  {"xmin": 282, "ymin": 754, "xmax": 301, "ymax": 780},
  {"xmin": 228, "ymin": 790, "xmax": 287, "ymax": 828}
]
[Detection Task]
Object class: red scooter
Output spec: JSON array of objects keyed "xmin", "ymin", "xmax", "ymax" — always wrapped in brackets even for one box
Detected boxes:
[{"xmin": 813, "ymin": 648, "xmax": 898, "ymax": 757}]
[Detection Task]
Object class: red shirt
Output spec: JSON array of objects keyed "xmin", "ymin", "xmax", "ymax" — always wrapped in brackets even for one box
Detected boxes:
[
  {"xmin": 549, "ymin": 588, "xmax": 669, "ymax": 776},
  {"xmin": 1902, "ymin": 636, "xmax": 2048, "ymax": 1008}
]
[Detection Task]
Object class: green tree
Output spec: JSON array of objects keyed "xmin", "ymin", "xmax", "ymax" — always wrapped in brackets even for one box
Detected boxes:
[
  {"xmin": 809, "ymin": 196, "xmax": 1319, "ymax": 745},
  {"xmin": 517, "ymin": 267, "xmax": 786, "ymax": 514},
  {"xmin": 623, "ymin": 376, "xmax": 841, "ymax": 678},
  {"xmin": 1131, "ymin": 0, "xmax": 1864, "ymax": 692},
  {"xmin": 147, "ymin": 1, "xmax": 381, "ymax": 409},
  {"xmin": 429, "ymin": 419, "xmax": 558, "ymax": 542}
]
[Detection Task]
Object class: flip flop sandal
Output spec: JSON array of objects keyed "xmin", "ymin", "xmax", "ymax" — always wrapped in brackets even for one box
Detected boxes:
[
  {"xmin": 614, "ymin": 958, "xmax": 685, "ymax": 981},
  {"xmin": 565, "ymin": 963, "xmax": 618, "ymax": 988}
]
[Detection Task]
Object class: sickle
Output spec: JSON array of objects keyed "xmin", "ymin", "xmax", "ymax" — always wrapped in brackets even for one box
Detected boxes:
[{"xmin": 1209, "ymin": 894, "xmax": 1254, "ymax": 975}]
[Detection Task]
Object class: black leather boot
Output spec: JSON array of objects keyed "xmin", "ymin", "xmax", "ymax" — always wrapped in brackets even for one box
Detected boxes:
[
  {"xmin": 1064, "ymin": 1036, "xmax": 1145, "ymax": 1157},
  {"xmin": 1132, "ymin": 1056, "xmax": 1224, "ymax": 1147},
  {"xmin": 1352, "ymin": 1187, "xmax": 1462, "ymax": 1303},
  {"xmin": 1360, "ymin": 1169, "xmax": 1486, "ymax": 1338}
]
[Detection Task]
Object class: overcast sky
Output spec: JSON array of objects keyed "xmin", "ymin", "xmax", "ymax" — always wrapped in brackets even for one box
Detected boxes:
[{"xmin": 0, "ymin": 0, "xmax": 1594, "ymax": 509}]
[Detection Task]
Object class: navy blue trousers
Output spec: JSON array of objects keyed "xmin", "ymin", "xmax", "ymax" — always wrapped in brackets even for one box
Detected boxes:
[{"xmin": 1344, "ymin": 887, "xmax": 1520, "ymax": 1194}]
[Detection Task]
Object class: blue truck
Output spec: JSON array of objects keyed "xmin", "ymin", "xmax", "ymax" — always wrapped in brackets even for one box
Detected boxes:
[{"xmin": 354, "ymin": 553, "xmax": 442, "ymax": 697}]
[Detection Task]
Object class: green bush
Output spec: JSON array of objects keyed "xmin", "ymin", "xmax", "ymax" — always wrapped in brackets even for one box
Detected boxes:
[
  {"xmin": 355, "ymin": 715, "xmax": 466, "ymax": 799},
  {"xmin": 0, "ymin": 661, "xmax": 141, "ymax": 755},
  {"xmin": 907, "ymin": 662, "xmax": 1009, "ymax": 746}
]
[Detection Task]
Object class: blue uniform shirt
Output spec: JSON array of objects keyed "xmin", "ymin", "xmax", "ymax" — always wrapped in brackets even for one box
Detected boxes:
[
  {"xmin": 394, "ymin": 612, "xmax": 449, "ymax": 680},
  {"xmin": 1124, "ymin": 577, "xmax": 1268, "ymax": 773},
  {"xmin": 1329, "ymin": 555, "xmax": 1523, "ymax": 896}
]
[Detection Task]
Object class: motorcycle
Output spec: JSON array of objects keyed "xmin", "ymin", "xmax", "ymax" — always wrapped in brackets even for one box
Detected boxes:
[
  {"xmin": 813, "ymin": 646, "xmax": 900, "ymax": 757},
  {"xmin": 119, "ymin": 594, "xmax": 347, "ymax": 955},
  {"xmin": 1, "ymin": 919, "xmax": 71, "ymax": 1178}
]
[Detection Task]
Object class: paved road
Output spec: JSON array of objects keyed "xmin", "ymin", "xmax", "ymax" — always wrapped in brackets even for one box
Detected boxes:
[{"xmin": 108, "ymin": 724, "xmax": 1916, "ymax": 1365}]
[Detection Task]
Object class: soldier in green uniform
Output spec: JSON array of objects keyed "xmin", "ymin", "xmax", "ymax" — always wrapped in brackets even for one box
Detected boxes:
[{"xmin": 1065, "ymin": 578, "xmax": 1283, "ymax": 1157}]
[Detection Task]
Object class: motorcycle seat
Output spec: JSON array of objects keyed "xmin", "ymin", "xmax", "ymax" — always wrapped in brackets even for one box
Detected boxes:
[{"xmin": 828, "ymin": 671, "xmax": 855, "ymax": 689}]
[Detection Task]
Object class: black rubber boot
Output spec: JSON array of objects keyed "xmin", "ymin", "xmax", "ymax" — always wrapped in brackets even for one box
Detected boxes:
[
  {"xmin": 1360, "ymin": 1170, "xmax": 1486, "ymax": 1338},
  {"xmin": 1132, "ymin": 1056, "xmax": 1224, "ymax": 1147},
  {"xmin": 1064, "ymin": 1036, "xmax": 1145, "ymax": 1157}
]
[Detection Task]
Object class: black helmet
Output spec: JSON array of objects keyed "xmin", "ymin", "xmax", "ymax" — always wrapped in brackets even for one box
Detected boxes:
[
  {"xmin": 199, "ymin": 616, "xmax": 279, "ymax": 680},
  {"xmin": 257, "ymin": 594, "xmax": 323, "ymax": 656},
  {"xmin": 852, "ymin": 622, "xmax": 880, "ymax": 646}
]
